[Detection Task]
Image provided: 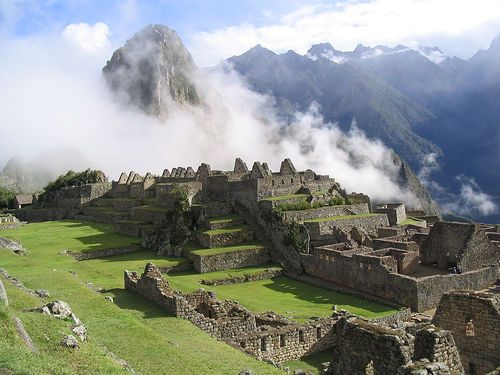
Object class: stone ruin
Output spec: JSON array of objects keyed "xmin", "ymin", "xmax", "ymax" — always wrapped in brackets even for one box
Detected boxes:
[{"xmin": 9, "ymin": 157, "xmax": 500, "ymax": 374}]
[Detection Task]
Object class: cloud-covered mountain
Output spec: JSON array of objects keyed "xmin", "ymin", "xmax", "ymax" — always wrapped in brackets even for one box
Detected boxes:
[
  {"xmin": 225, "ymin": 45, "xmax": 441, "ymax": 168},
  {"xmin": 102, "ymin": 24, "xmax": 200, "ymax": 118}
]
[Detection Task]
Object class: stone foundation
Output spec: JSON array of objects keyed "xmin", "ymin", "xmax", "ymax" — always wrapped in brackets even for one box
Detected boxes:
[{"xmin": 188, "ymin": 247, "xmax": 270, "ymax": 273}]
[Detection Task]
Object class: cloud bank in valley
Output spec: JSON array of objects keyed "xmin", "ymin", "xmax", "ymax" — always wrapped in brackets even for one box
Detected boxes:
[{"xmin": 0, "ymin": 22, "xmax": 416, "ymax": 205}]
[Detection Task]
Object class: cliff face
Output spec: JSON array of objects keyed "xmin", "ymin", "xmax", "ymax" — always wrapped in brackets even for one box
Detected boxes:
[
  {"xmin": 102, "ymin": 24, "xmax": 200, "ymax": 118},
  {"xmin": 392, "ymin": 154, "xmax": 442, "ymax": 217}
]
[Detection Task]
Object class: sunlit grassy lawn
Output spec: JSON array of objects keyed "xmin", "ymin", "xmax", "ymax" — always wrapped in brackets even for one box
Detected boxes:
[
  {"xmin": 165, "ymin": 272, "xmax": 398, "ymax": 322},
  {"xmin": 0, "ymin": 221, "xmax": 283, "ymax": 375}
]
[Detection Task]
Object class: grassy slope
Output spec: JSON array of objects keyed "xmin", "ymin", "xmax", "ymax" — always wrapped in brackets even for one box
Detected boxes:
[
  {"xmin": 261, "ymin": 194, "xmax": 309, "ymax": 201},
  {"xmin": 0, "ymin": 276, "xmax": 129, "ymax": 375},
  {"xmin": 0, "ymin": 221, "xmax": 282, "ymax": 375}
]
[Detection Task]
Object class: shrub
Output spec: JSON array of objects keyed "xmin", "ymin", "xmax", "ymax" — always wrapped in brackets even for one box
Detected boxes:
[
  {"xmin": 274, "ymin": 200, "xmax": 311, "ymax": 215},
  {"xmin": 329, "ymin": 196, "xmax": 345, "ymax": 206},
  {"xmin": 283, "ymin": 222, "xmax": 308, "ymax": 253},
  {"xmin": 0, "ymin": 187, "xmax": 16, "ymax": 209},
  {"xmin": 43, "ymin": 169, "xmax": 107, "ymax": 194},
  {"xmin": 312, "ymin": 201, "xmax": 328, "ymax": 209}
]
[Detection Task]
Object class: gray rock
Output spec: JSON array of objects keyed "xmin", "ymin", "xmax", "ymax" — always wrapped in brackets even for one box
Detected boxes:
[
  {"xmin": 0, "ymin": 279, "xmax": 8, "ymax": 306},
  {"xmin": 46, "ymin": 300, "xmax": 72, "ymax": 318},
  {"xmin": 35, "ymin": 289, "xmax": 49, "ymax": 298},
  {"xmin": 60, "ymin": 335, "xmax": 79, "ymax": 348},
  {"xmin": 239, "ymin": 370, "xmax": 252, "ymax": 375},
  {"xmin": 105, "ymin": 296, "xmax": 114, "ymax": 303},
  {"xmin": 71, "ymin": 324, "xmax": 87, "ymax": 342}
]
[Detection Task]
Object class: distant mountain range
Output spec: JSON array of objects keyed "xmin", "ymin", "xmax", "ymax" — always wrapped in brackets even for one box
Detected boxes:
[{"xmin": 225, "ymin": 36, "xmax": 500, "ymax": 221}]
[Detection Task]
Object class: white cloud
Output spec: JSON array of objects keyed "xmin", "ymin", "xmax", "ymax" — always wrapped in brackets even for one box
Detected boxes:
[
  {"xmin": 62, "ymin": 22, "xmax": 111, "ymax": 52},
  {"xmin": 188, "ymin": 0, "xmax": 500, "ymax": 66}
]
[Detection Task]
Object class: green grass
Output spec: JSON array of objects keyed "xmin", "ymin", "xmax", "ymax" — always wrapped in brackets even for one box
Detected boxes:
[
  {"xmin": 198, "ymin": 264, "xmax": 281, "ymax": 282},
  {"xmin": 165, "ymin": 273, "xmax": 398, "ymax": 322},
  {"xmin": 206, "ymin": 214, "xmax": 243, "ymax": 224},
  {"xmin": 284, "ymin": 350, "xmax": 332, "ymax": 375},
  {"xmin": 398, "ymin": 218, "xmax": 423, "ymax": 226},
  {"xmin": 199, "ymin": 225, "xmax": 253, "ymax": 236},
  {"xmin": 0, "ymin": 275, "xmax": 130, "ymax": 375},
  {"xmin": 261, "ymin": 194, "xmax": 309, "ymax": 201},
  {"xmin": 84, "ymin": 207, "xmax": 129, "ymax": 215},
  {"xmin": 133, "ymin": 205, "xmax": 171, "ymax": 213},
  {"xmin": 303, "ymin": 213, "xmax": 381, "ymax": 223},
  {"xmin": 0, "ymin": 220, "xmax": 283, "ymax": 375},
  {"xmin": 184, "ymin": 241, "xmax": 264, "ymax": 256},
  {"xmin": 117, "ymin": 219, "xmax": 149, "ymax": 225}
]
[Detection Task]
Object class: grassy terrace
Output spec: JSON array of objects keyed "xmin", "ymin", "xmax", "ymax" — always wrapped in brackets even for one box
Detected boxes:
[
  {"xmin": 183, "ymin": 241, "xmax": 264, "ymax": 256},
  {"xmin": 117, "ymin": 219, "xmax": 149, "ymax": 225},
  {"xmin": 206, "ymin": 214, "xmax": 243, "ymax": 224},
  {"xmin": 133, "ymin": 205, "xmax": 171, "ymax": 212},
  {"xmin": 94, "ymin": 197, "xmax": 141, "ymax": 203},
  {"xmin": 303, "ymin": 213, "xmax": 381, "ymax": 223},
  {"xmin": 197, "ymin": 264, "xmax": 281, "ymax": 282},
  {"xmin": 84, "ymin": 207, "xmax": 129, "ymax": 215},
  {"xmin": 198, "ymin": 225, "xmax": 253, "ymax": 236},
  {"xmin": 0, "ymin": 221, "xmax": 283, "ymax": 375},
  {"xmin": 165, "ymin": 271, "xmax": 398, "ymax": 322},
  {"xmin": 261, "ymin": 193, "xmax": 309, "ymax": 201},
  {"xmin": 399, "ymin": 218, "xmax": 423, "ymax": 226}
]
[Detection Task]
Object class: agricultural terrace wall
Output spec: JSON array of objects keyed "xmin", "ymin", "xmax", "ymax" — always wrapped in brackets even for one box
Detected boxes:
[
  {"xmin": 13, "ymin": 208, "xmax": 80, "ymax": 222},
  {"xmin": 282, "ymin": 203, "xmax": 370, "ymax": 222},
  {"xmin": 433, "ymin": 291, "xmax": 500, "ymax": 375},
  {"xmin": 305, "ymin": 214, "xmax": 389, "ymax": 240},
  {"xmin": 188, "ymin": 247, "xmax": 270, "ymax": 273},
  {"xmin": 230, "ymin": 317, "xmax": 339, "ymax": 364}
]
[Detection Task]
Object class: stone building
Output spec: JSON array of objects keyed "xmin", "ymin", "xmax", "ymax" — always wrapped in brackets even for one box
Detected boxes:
[
  {"xmin": 433, "ymin": 291, "xmax": 500, "ymax": 375},
  {"xmin": 13, "ymin": 194, "xmax": 33, "ymax": 209}
]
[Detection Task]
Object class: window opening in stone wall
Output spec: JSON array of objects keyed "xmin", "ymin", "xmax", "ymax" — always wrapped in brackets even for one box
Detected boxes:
[
  {"xmin": 299, "ymin": 330, "xmax": 304, "ymax": 342},
  {"xmin": 280, "ymin": 334, "xmax": 285, "ymax": 347},
  {"xmin": 261, "ymin": 338, "xmax": 266, "ymax": 351},
  {"xmin": 365, "ymin": 360, "xmax": 374, "ymax": 375},
  {"xmin": 317, "ymin": 327, "xmax": 321, "ymax": 339},
  {"xmin": 240, "ymin": 341, "xmax": 246, "ymax": 348},
  {"xmin": 272, "ymin": 180, "xmax": 275, "ymax": 186},
  {"xmin": 281, "ymin": 179, "xmax": 285, "ymax": 185},
  {"xmin": 465, "ymin": 319, "xmax": 475, "ymax": 336},
  {"xmin": 291, "ymin": 178, "xmax": 294, "ymax": 184}
]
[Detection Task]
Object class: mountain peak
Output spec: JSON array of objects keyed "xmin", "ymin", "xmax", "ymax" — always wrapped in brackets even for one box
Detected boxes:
[
  {"xmin": 102, "ymin": 24, "xmax": 200, "ymax": 118},
  {"xmin": 490, "ymin": 34, "xmax": 500, "ymax": 50}
]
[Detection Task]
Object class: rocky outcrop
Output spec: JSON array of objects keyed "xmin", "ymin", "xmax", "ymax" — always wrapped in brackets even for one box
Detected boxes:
[
  {"xmin": 102, "ymin": 24, "xmax": 200, "ymax": 118},
  {"xmin": 392, "ymin": 154, "xmax": 442, "ymax": 217}
]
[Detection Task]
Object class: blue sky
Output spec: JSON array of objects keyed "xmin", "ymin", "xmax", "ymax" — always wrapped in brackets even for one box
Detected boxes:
[{"xmin": 2, "ymin": 0, "xmax": 500, "ymax": 66}]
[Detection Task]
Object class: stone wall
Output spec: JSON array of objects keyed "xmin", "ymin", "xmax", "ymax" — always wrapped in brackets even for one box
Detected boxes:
[
  {"xmin": 195, "ymin": 228, "xmax": 255, "ymax": 248},
  {"xmin": 188, "ymin": 247, "xmax": 270, "ymax": 273},
  {"xmin": 327, "ymin": 318, "xmax": 465, "ymax": 375},
  {"xmin": 414, "ymin": 266, "xmax": 499, "ymax": 312},
  {"xmin": 13, "ymin": 208, "xmax": 80, "ymax": 222},
  {"xmin": 433, "ymin": 291, "xmax": 500, "ymax": 375},
  {"xmin": 230, "ymin": 316, "xmax": 339, "ymax": 364},
  {"xmin": 305, "ymin": 214, "xmax": 389, "ymax": 241},
  {"xmin": 282, "ymin": 203, "xmax": 369, "ymax": 222},
  {"xmin": 373, "ymin": 237, "xmax": 419, "ymax": 252},
  {"xmin": 301, "ymin": 246, "xmax": 499, "ymax": 312},
  {"xmin": 114, "ymin": 221, "xmax": 145, "ymax": 237},
  {"xmin": 421, "ymin": 222, "xmax": 499, "ymax": 272},
  {"xmin": 376, "ymin": 203, "xmax": 406, "ymax": 225},
  {"xmin": 200, "ymin": 268, "xmax": 282, "ymax": 286},
  {"xmin": 67, "ymin": 245, "xmax": 141, "ymax": 260}
]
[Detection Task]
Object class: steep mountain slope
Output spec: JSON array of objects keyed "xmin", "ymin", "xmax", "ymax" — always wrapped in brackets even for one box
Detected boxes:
[
  {"xmin": 102, "ymin": 24, "xmax": 200, "ymax": 118},
  {"xmin": 226, "ymin": 45, "xmax": 441, "ymax": 167}
]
